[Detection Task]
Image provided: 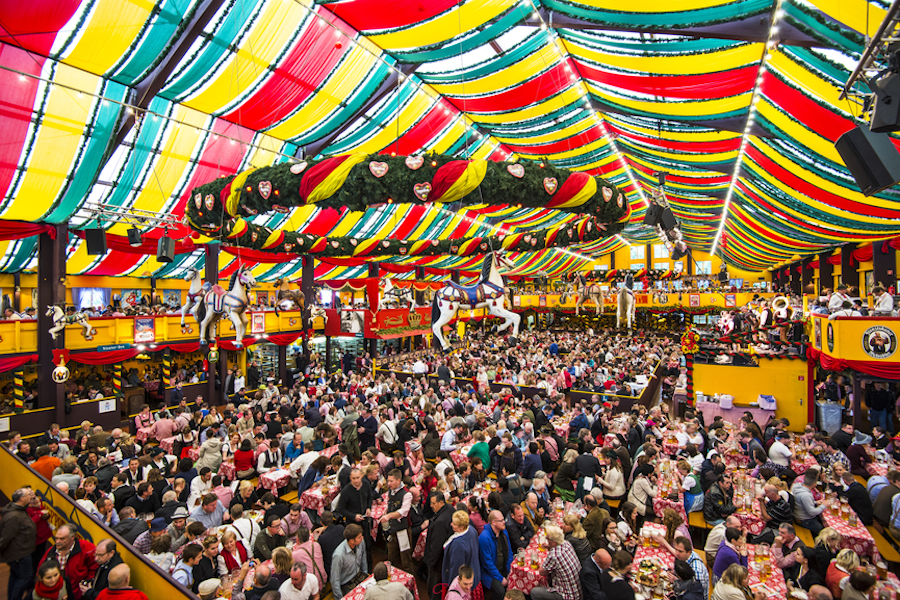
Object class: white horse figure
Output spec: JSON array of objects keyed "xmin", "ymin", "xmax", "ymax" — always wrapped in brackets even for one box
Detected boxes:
[
  {"xmin": 180, "ymin": 267, "xmax": 209, "ymax": 330},
  {"xmin": 198, "ymin": 266, "xmax": 256, "ymax": 347},
  {"xmin": 309, "ymin": 304, "xmax": 328, "ymax": 329},
  {"xmin": 616, "ymin": 274, "xmax": 636, "ymax": 330},
  {"xmin": 380, "ymin": 278, "xmax": 415, "ymax": 311},
  {"xmin": 561, "ymin": 273, "xmax": 604, "ymax": 316},
  {"xmin": 431, "ymin": 251, "xmax": 520, "ymax": 351},
  {"xmin": 46, "ymin": 305, "xmax": 96, "ymax": 340}
]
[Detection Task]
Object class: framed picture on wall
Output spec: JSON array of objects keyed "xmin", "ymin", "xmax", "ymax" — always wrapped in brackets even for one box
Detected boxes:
[
  {"xmin": 689, "ymin": 294, "xmax": 700, "ymax": 307},
  {"xmin": 725, "ymin": 294, "xmax": 736, "ymax": 307},
  {"xmin": 251, "ymin": 313, "xmax": 266, "ymax": 334},
  {"xmin": 134, "ymin": 316, "xmax": 156, "ymax": 343}
]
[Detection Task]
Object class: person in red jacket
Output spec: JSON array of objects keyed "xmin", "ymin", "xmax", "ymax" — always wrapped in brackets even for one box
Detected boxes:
[
  {"xmin": 95, "ymin": 564, "xmax": 148, "ymax": 600},
  {"xmin": 40, "ymin": 524, "xmax": 98, "ymax": 600},
  {"xmin": 27, "ymin": 492, "xmax": 53, "ymax": 569}
]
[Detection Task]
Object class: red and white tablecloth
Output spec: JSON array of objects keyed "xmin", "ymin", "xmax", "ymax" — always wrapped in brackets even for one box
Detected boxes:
[
  {"xmin": 158, "ymin": 437, "xmax": 199, "ymax": 460},
  {"xmin": 507, "ymin": 536, "xmax": 549, "ymax": 595},
  {"xmin": 791, "ymin": 454, "xmax": 820, "ymax": 475},
  {"xmin": 220, "ymin": 461, "xmax": 236, "ymax": 481},
  {"xmin": 722, "ymin": 452, "xmax": 750, "ymax": 470},
  {"xmin": 870, "ymin": 462, "xmax": 889, "ymax": 478},
  {"xmin": 258, "ymin": 468, "xmax": 291, "ymax": 493},
  {"xmin": 661, "ymin": 441, "xmax": 680, "ymax": 456},
  {"xmin": 135, "ymin": 428, "xmax": 152, "ymax": 444},
  {"xmin": 822, "ymin": 509, "xmax": 879, "ymax": 559},
  {"xmin": 369, "ymin": 495, "xmax": 389, "ymax": 541},
  {"xmin": 320, "ymin": 444, "xmax": 340, "ymax": 459},
  {"xmin": 342, "ymin": 564, "xmax": 420, "ymax": 600},
  {"xmin": 653, "ymin": 493, "xmax": 686, "ymax": 523},
  {"xmin": 299, "ymin": 481, "xmax": 341, "ymax": 514},
  {"xmin": 733, "ymin": 506, "xmax": 766, "ymax": 536},
  {"xmin": 451, "ymin": 444, "xmax": 474, "ymax": 466},
  {"xmin": 551, "ymin": 418, "xmax": 570, "ymax": 439}
]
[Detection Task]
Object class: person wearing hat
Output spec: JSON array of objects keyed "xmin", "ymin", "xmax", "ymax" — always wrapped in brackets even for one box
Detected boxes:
[
  {"xmin": 79, "ymin": 539, "xmax": 123, "ymax": 600},
  {"xmin": 847, "ymin": 431, "xmax": 875, "ymax": 479},
  {"xmin": 197, "ymin": 578, "xmax": 222, "ymax": 600},
  {"xmin": 132, "ymin": 517, "xmax": 168, "ymax": 555},
  {"xmin": 828, "ymin": 284, "xmax": 851, "ymax": 313},
  {"xmin": 166, "ymin": 506, "xmax": 190, "ymax": 542}
]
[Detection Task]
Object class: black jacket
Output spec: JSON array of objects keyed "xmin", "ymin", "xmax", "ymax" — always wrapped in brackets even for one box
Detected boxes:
[
  {"xmin": 832, "ymin": 430, "xmax": 853, "ymax": 454},
  {"xmin": 423, "ymin": 503, "xmax": 454, "ymax": 569},
  {"xmin": 112, "ymin": 519, "xmax": 149, "ymax": 544},
  {"xmin": 840, "ymin": 481, "xmax": 874, "ymax": 526},
  {"xmin": 336, "ymin": 483, "xmax": 373, "ymax": 523},
  {"xmin": 580, "ymin": 555, "xmax": 606, "ymax": 600},
  {"xmin": 703, "ymin": 482, "xmax": 736, "ymax": 523},
  {"xmin": 318, "ymin": 524, "xmax": 344, "ymax": 575},
  {"xmin": 155, "ymin": 500, "xmax": 188, "ymax": 523},
  {"xmin": 81, "ymin": 553, "xmax": 124, "ymax": 600},
  {"xmin": 111, "ymin": 486, "xmax": 136, "ymax": 513},
  {"xmin": 94, "ymin": 465, "xmax": 119, "ymax": 493},
  {"xmin": 0, "ymin": 502, "xmax": 36, "ymax": 562},
  {"xmin": 125, "ymin": 493, "xmax": 160, "ymax": 516},
  {"xmin": 506, "ymin": 515, "xmax": 534, "ymax": 552}
]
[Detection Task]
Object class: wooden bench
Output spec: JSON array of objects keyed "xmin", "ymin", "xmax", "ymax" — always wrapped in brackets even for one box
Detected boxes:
[
  {"xmin": 794, "ymin": 525, "xmax": 815, "ymax": 547},
  {"xmin": 866, "ymin": 526, "xmax": 900, "ymax": 564},
  {"xmin": 689, "ymin": 512, "xmax": 712, "ymax": 530},
  {"xmin": 607, "ymin": 498, "xmax": 621, "ymax": 509}
]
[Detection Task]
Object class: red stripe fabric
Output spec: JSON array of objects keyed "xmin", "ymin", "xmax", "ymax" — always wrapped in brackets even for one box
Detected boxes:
[
  {"xmin": 579, "ymin": 63, "xmax": 757, "ymax": 100},
  {"xmin": 0, "ymin": 46, "xmax": 44, "ymax": 202},
  {"xmin": 0, "ymin": 353, "xmax": 38, "ymax": 374},
  {"xmin": 429, "ymin": 160, "xmax": 470, "ymax": 203},
  {"xmin": 72, "ymin": 230, "xmax": 199, "ymax": 256},
  {"xmin": 452, "ymin": 64, "xmax": 571, "ymax": 113},
  {"xmin": 808, "ymin": 347, "xmax": 900, "ymax": 379},
  {"xmin": 387, "ymin": 205, "xmax": 429, "ymax": 240},
  {"xmin": 807, "ymin": 260, "xmax": 819, "ymax": 269},
  {"xmin": 223, "ymin": 18, "xmax": 352, "ymax": 130},
  {"xmin": 763, "ymin": 73, "xmax": 854, "ymax": 143},
  {"xmin": 826, "ymin": 254, "xmax": 841, "ymax": 265},
  {"xmin": 220, "ymin": 246, "xmax": 300, "ymax": 263},
  {"xmin": 324, "ymin": 0, "xmax": 460, "ymax": 32},
  {"xmin": 505, "ymin": 127, "xmax": 603, "ymax": 155},
  {"xmin": 0, "ymin": 221, "xmax": 54, "ymax": 241},
  {"xmin": 0, "ymin": 1, "xmax": 81, "ymax": 56},
  {"xmin": 377, "ymin": 107, "xmax": 453, "ymax": 155},
  {"xmin": 299, "ymin": 155, "xmax": 352, "ymax": 203},
  {"xmin": 851, "ymin": 245, "xmax": 873, "ymax": 263},
  {"xmin": 85, "ymin": 251, "xmax": 144, "ymax": 277},
  {"xmin": 302, "ymin": 207, "xmax": 344, "ymax": 237},
  {"xmin": 608, "ymin": 125, "xmax": 742, "ymax": 154}
]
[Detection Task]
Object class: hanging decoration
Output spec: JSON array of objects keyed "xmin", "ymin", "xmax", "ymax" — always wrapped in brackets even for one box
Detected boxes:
[
  {"xmin": 185, "ymin": 154, "xmax": 628, "ymax": 257},
  {"xmin": 681, "ymin": 327, "xmax": 701, "ymax": 354},
  {"xmin": 51, "ymin": 349, "xmax": 71, "ymax": 384}
]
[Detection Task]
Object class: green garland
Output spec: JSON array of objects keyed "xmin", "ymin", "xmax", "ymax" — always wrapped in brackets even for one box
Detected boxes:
[{"xmin": 185, "ymin": 153, "xmax": 629, "ymax": 257}]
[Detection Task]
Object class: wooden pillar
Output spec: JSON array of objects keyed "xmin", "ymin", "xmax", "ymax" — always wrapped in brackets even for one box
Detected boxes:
[
  {"xmin": 204, "ymin": 243, "xmax": 219, "ymax": 404},
  {"xmin": 819, "ymin": 252, "xmax": 833, "ymax": 293},
  {"xmin": 218, "ymin": 350, "xmax": 227, "ymax": 405},
  {"xmin": 278, "ymin": 345, "xmax": 288, "ymax": 388},
  {"xmin": 13, "ymin": 272, "xmax": 21, "ymax": 312},
  {"xmin": 301, "ymin": 257, "xmax": 315, "ymax": 360},
  {"xmin": 801, "ymin": 257, "xmax": 813, "ymax": 294},
  {"xmin": 324, "ymin": 336, "xmax": 333, "ymax": 372},
  {"xmin": 645, "ymin": 244, "xmax": 651, "ymax": 271},
  {"xmin": 873, "ymin": 241, "xmax": 896, "ymax": 290},
  {"xmin": 790, "ymin": 262, "xmax": 801, "ymax": 296},
  {"xmin": 414, "ymin": 267, "xmax": 425, "ymax": 349},
  {"xmin": 368, "ymin": 263, "xmax": 380, "ymax": 359},
  {"xmin": 852, "ymin": 373, "xmax": 862, "ymax": 430},
  {"xmin": 451, "ymin": 269, "xmax": 460, "ymax": 284},
  {"xmin": 841, "ymin": 243, "xmax": 859, "ymax": 290},
  {"xmin": 37, "ymin": 224, "xmax": 67, "ymax": 419}
]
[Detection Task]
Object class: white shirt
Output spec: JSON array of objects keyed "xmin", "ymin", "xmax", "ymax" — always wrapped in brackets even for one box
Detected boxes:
[
  {"xmin": 257, "ymin": 447, "xmax": 283, "ymax": 474},
  {"xmin": 229, "ymin": 517, "xmax": 259, "ymax": 553},
  {"xmin": 279, "ymin": 574, "xmax": 319, "ymax": 600},
  {"xmin": 768, "ymin": 440, "xmax": 793, "ymax": 467},
  {"xmin": 234, "ymin": 376, "xmax": 246, "ymax": 393},
  {"xmin": 829, "ymin": 293, "xmax": 849, "ymax": 312},
  {"xmin": 188, "ymin": 476, "xmax": 212, "ymax": 508},
  {"xmin": 290, "ymin": 451, "xmax": 321, "ymax": 478},
  {"xmin": 875, "ymin": 293, "xmax": 895, "ymax": 313}
]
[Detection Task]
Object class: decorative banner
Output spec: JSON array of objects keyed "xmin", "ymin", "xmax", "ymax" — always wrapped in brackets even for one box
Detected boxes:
[
  {"xmin": 162, "ymin": 349, "xmax": 172, "ymax": 389},
  {"xmin": 113, "ymin": 363, "xmax": 122, "ymax": 398},
  {"xmin": 257, "ymin": 292, "xmax": 269, "ymax": 307},
  {"xmin": 133, "ymin": 316, "xmax": 156, "ymax": 343},
  {"xmin": 99, "ymin": 399, "xmax": 116, "ymax": 414},
  {"xmin": 251, "ymin": 313, "xmax": 266, "ymax": 334},
  {"xmin": 862, "ymin": 325, "xmax": 896, "ymax": 359},
  {"xmin": 13, "ymin": 368, "xmax": 24, "ymax": 414},
  {"xmin": 162, "ymin": 290, "xmax": 181, "ymax": 308},
  {"xmin": 513, "ymin": 296, "xmax": 521, "ymax": 307},
  {"xmin": 814, "ymin": 318, "xmax": 822, "ymax": 349},
  {"xmin": 539, "ymin": 296, "xmax": 547, "ymax": 307}
]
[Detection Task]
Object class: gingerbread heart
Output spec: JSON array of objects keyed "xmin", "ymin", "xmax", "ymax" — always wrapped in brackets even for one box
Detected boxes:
[
  {"xmin": 284, "ymin": 243, "xmax": 293, "ymax": 252},
  {"xmin": 617, "ymin": 194, "xmax": 624, "ymax": 207},
  {"xmin": 331, "ymin": 241, "xmax": 340, "ymax": 248},
  {"xmin": 507, "ymin": 164, "xmax": 525, "ymax": 178},
  {"xmin": 258, "ymin": 181, "xmax": 272, "ymax": 199},
  {"xmin": 405, "ymin": 156, "xmax": 424, "ymax": 170},
  {"xmin": 272, "ymin": 205, "xmax": 289, "ymax": 214},
  {"xmin": 241, "ymin": 204, "xmax": 257, "ymax": 215},
  {"xmin": 204, "ymin": 194, "xmax": 215, "ymax": 210},
  {"xmin": 399, "ymin": 246, "xmax": 408, "ymax": 255},
  {"xmin": 431, "ymin": 240, "xmax": 439, "ymax": 246},
  {"xmin": 382, "ymin": 241, "xmax": 390, "ymax": 248},
  {"xmin": 369, "ymin": 161, "xmax": 389, "ymax": 178},
  {"xmin": 480, "ymin": 243, "xmax": 488, "ymax": 251},
  {"xmin": 530, "ymin": 238, "xmax": 538, "ymax": 246},
  {"xmin": 414, "ymin": 182, "xmax": 431, "ymax": 201},
  {"xmin": 251, "ymin": 231, "xmax": 258, "ymax": 242},
  {"xmin": 290, "ymin": 161, "xmax": 308, "ymax": 175},
  {"xmin": 543, "ymin": 177, "xmax": 558, "ymax": 195},
  {"xmin": 524, "ymin": 235, "xmax": 531, "ymax": 243},
  {"xmin": 350, "ymin": 239, "xmax": 357, "ymax": 246},
  {"xmin": 194, "ymin": 193, "xmax": 202, "ymax": 209},
  {"xmin": 450, "ymin": 246, "xmax": 459, "ymax": 254},
  {"xmin": 602, "ymin": 187, "xmax": 613, "ymax": 202}
]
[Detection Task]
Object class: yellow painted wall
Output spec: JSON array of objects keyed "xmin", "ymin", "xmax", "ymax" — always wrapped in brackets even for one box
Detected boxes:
[
  {"xmin": 590, "ymin": 247, "xmax": 769, "ymax": 285},
  {"xmin": 693, "ymin": 360, "xmax": 810, "ymax": 431}
]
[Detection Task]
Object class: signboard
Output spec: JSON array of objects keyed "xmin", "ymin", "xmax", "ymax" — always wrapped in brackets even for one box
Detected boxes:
[
  {"xmin": 120, "ymin": 289, "xmax": 142, "ymax": 307},
  {"xmin": 251, "ymin": 313, "xmax": 266, "ymax": 334},
  {"xmin": 98, "ymin": 344, "xmax": 131, "ymax": 352},
  {"xmin": 513, "ymin": 296, "xmax": 521, "ymax": 307},
  {"xmin": 862, "ymin": 325, "xmax": 897, "ymax": 359},
  {"xmin": 162, "ymin": 289, "xmax": 181, "ymax": 308},
  {"xmin": 99, "ymin": 399, "xmax": 116, "ymax": 414},
  {"xmin": 257, "ymin": 292, "xmax": 269, "ymax": 306},
  {"xmin": 133, "ymin": 316, "xmax": 156, "ymax": 343},
  {"xmin": 814, "ymin": 318, "xmax": 822, "ymax": 350}
]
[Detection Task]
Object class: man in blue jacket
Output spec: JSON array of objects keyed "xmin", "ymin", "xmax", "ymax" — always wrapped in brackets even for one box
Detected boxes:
[{"xmin": 478, "ymin": 509, "xmax": 513, "ymax": 600}]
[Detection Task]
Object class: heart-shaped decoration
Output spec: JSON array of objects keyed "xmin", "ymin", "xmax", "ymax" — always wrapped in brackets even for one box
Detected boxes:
[
  {"xmin": 480, "ymin": 243, "xmax": 488, "ymax": 251},
  {"xmin": 399, "ymin": 246, "xmax": 408, "ymax": 255},
  {"xmin": 587, "ymin": 221, "xmax": 593, "ymax": 232},
  {"xmin": 414, "ymin": 182, "xmax": 431, "ymax": 201},
  {"xmin": 531, "ymin": 238, "xmax": 538, "ymax": 246},
  {"xmin": 617, "ymin": 194, "xmax": 624, "ymax": 207},
  {"xmin": 382, "ymin": 241, "xmax": 390, "ymax": 248},
  {"xmin": 507, "ymin": 164, "xmax": 525, "ymax": 178},
  {"xmin": 350, "ymin": 239, "xmax": 357, "ymax": 246},
  {"xmin": 369, "ymin": 161, "xmax": 389, "ymax": 178},
  {"xmin": 272, "ymin": 205, "xmax": 289, "ymax": 214},
  {"xmin": 431, "ymin": 240, "xmax": 439, "ymax": 246},
  {"xmin": 405, "ymin": 156, "xmax": 424, "ymax": 170},
  {"xmin": 331, "ymin": 241, "xmax": 340, "ymax": 248},
  {"xmin": 258, "ymin": 181, "xmax": 272, "ymax": 199},
  {"xmin": 194, "ymin": 193, "xmax": 202, "ymax": 209},
  {"xmin": 543, "ymin": 177, "xmax": 558, "ymax": 195},
  {"xmin": 524, "ymin": 235, "xmax": 531, "ymax": 243},
  {"xmin": 602, "ymin": 187, "xmax": 613, "ymax": 202},
  {"xmin": 567, "ymin": 229, "xmax": 574, "ymax": 237},
  {"xmin": 284, "ymin": 243, "xmax": 293, "ymax": 252},
  {"xmin": 450, "ymin": 245, "xmax": 459, "ymax": 254},
  {"xmin": 290, "ymin": 161, "xmax": 308, "ymax": 175},
  {"xmin": 181, "ymin": 216, "xmax": 189, "ymax": 226},
  {"xmin": 204, "ymin": 194, "xmax": 215, "ymax": 210},
  {"xmin": 251, "ymin": 232, "xmax": 258, "ymax": 242}
]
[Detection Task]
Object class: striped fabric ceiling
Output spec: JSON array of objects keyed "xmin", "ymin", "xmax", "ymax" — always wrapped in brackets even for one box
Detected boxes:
[{"xmin": 0, "ymin": 0, "xmax": 893, "ymax": 278}]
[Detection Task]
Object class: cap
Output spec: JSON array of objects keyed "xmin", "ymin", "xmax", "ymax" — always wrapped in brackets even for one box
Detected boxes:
[
  {"xmin": 171, "ymin": 507, "xmax": 190, "ymax": 519},
  {"xmin": 198, "ymin": 579, "xmax": 221, "ymax": 596},
  {"xmin": 409, "ymin": 442, "xmax": 421, "ymax": 452},
  {"xmin": 150, "ymin": 517, "xmax": 167, "ymax": 532}
]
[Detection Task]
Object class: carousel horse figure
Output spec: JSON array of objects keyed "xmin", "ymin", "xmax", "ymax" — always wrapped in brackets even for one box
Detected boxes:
[
  {"xmin": 561, "ymin": 273, "xmax": 604, "ymax": 316},
  {"xmin": 46, "ymin": 306, "xmax": 97, "ymax": 341},
  {"xmin": 197, "ymin": 266, "xmax": 256, "ymax": 347},
  {"xmin": 379, "ymin": 278, "xmax": 415, "ymax": 311},
  {"xmin": 180, "ymin": 267, "xmax": 210, "ymax": 330},
  {"xmin": 308, "ymin": 304, "xmax": 328, "ymax": 329},
  {"xmin": 616, "ymin": 274, "xmax": 636, "ymax": 330},
  {"xmin": 273, "ymin": 277, "xmax": 305, "ymax": 312},
  {"xmin": 431, "ymin": 251, "xmax": 520, "ymax": 351}
]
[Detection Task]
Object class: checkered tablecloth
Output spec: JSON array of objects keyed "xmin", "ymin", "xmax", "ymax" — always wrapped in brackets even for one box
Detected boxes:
[
  {"xmin": 158, "ymin": 437, "xmax": 199, "ymax": 460},
  {"xmin": 722, "ymin": 452, "xmax": 750, "ymax": 469},
  {"xmin": 451, "ymin": 444, "xmax": 474, "ymax": 466},
  {"xmin": 661, "ymin": 441, "xmax": 680, "ymax": 456},
  {"xmin": 369, "ymin": 495, "xmax": 389, "ymax": 541},
  {"xmin": 298, "ymin": 480, "xmax": 341, "ymax": 514},
  {"xmin": 551, "ymin": 418, "xmax": 570, "ymax": 439},
  {"xmin": 136, "ymin": 428, "xmax": 152, "ymax": 444},
  {"xmin": 653, "ymin": 493, "xmax": 686, "ymax": 524},
  {"xmin": 507, "ymin": 536, "xmax": 549, "ymax": 595},
  {"xmin": 220, "ymin": 461, "xmax": 236, "ymax": 481},
  {"xmin": 733, "ymin": 505, "xmax": 766, "ymax": 536},
  {"xmin": 258, "ymin": 468, "xmax": 291, "ymax": 493},
  {"xmin": 870, "ymin": 462, "xmax": 889, "ymax": 478},
  {"xmin": 320, "ymin": 444, "xmax": 340, "ymax": 459},
  {"xmin": 342, "ymin": 565, "xmax": 420, "ymax": 600},
  {"xmin": 791, "ymin": 454, "xmax": 820, "ymax": 475},
  {"xmin": 822, "ymin": 508, "xmax": 879, "ymax": 559}
]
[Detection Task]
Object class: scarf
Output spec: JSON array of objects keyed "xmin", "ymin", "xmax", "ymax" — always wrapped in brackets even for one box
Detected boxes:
[{"xmin": 35, "ymin": 577, "xmax": 66, "ymax": 600}]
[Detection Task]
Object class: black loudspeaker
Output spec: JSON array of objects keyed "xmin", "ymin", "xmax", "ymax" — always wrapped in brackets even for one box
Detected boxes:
[
  {"xmin": 871, "ymin": 74, "xmax": 900, "ymax": 133},
  {"xmin": 127, "ymin": 227, "xmax": 142, "ymax": 247},
  {"xmin": 84, "ymin": 228, "xmax": 107, "ymax": 255},
  {"xmin": 834, "ymin": 125, "xmax": 900, "ymax": 196},
  {"xmin": 659, "ymin": 207, "xmax": 678, "ymax": 231},
  {"xmin": 156, "ymin": 236, "xmax": 175, "ymax": 263},
  {"xmin": 643, "ymin": 203, "xmax": 662, "ymax": 226},
  {"xmin": 657, "ymin": 171, "xmax": 667, "ymax": 186}
]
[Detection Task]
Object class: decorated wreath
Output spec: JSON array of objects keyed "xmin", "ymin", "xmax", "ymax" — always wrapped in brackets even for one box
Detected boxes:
[
  {"xmin": 184, "ymin": 154, "xmax": 630, "ymax": 257},
  {"xmin": 681, "ymin": 327, "xmax": 701, "ymax": 354}
]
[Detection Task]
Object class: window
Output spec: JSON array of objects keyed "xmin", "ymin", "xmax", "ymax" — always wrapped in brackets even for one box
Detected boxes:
[
  {"xmin": 696, "ymin": 261, "xmax": 712, "ymax": 275},
  {"xmin": 654, "ymin": 262, "xmax": 668, "ymax": 270},
  {"xmin": 630, "ymin": 246, "xmax": 645, "ymax": 260},
  {"xmin": 631, "ymin": 263, "xmax": 644, "ymax": 270},
  {"xmin": 633, "ymin": 281, "xmax": 644, "ymax": 290},
  {"xmin": 729, "ymin": 279, "xmax": 744, "ymax": 288},
  {"xmin": 697, "ymin": 279, "xmax": 710, "ymax": 289},
  {"xmin": 594, "ymin": 264, "xmax": 609, "ymax": 271},
  {"xmin": 672, "ymin": 281, "xmax": 683, "ymax": 290},
  {"xmin": 653, "ymin": 244, "xmax": 668, "ymax": 258}
]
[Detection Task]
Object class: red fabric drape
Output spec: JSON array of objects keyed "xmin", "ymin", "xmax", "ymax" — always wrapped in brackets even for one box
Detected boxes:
[
  {"xmin": 217, "ymin": 338, "xmax": 256, "ymax": 351},
  {"xmin": 72, "ymin": 230, "xmax": 198, "ymax": 256},
  {"xmin": 826, "ymin": 254, "xmax": 842, "ymax": 265},
  {"xmin": 887, "ymin": 238, "xmax": 900, "ymax": 252},
  {"xmin": 0, "ymin": 221, "xmax": 54, "ymax": 241},
  {"xmin": 807, "ymin": 347, "xmax": 900, "ymax": 379},
  {"xmin": 807, "ymin": 260, "xmax": 820, "ymax": 269},
  {"xmin": 265, "ymin": 333, "xmax": 304, "ymax": 346},
  {"xmin": 166, "ymin": 342, "xmax": 201, "ymax": 353},
  {"xmin": 796, "ymin": 266, "xmax": 802, "ymax": 274},
  {"xmin": 0, "ymin": 353, "xmax": 38, "ymax": 374},
  {"xmin": 70, "ymin": 349, "xmax": 141, "ymax": 364},
  {"xmin": 220, "ymin": 246, "xmax": 301, "ymax": 263},
  {"xmin": 851, "ymin": 245, "xmax": 873, "ymax": 264}
]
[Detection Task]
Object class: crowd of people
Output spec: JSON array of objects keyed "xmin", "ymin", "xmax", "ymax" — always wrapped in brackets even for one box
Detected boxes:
[{"xmin": 1, "ymin": 327, "xmax": 898, "ymax": 600}]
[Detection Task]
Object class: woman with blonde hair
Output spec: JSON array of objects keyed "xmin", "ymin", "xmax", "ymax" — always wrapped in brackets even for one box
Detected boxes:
[
  {"xmin": 814, "ymin": 527, "xmax": 842, "ymax": 575},
  {"xmin": 562, "ymin": 513, "xmax": 592, "ymax": 563},
  {"xmin": 825, "ymin": 549, "xmax": 860, "ymax": 599},
  {"xmin": 713, "ymin": 564, "xmax": 763, "ymax": 600},
  {"xmin": 271, "ymin": 547, "xmax": 293, "ymax": 585},
  {"xmin": 219, "ymin": 529, "xmax": 248, "ymax": 572},
  {"xmin": 554, "ymin": 449, "xmax": 578, "ymax": 502}
]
